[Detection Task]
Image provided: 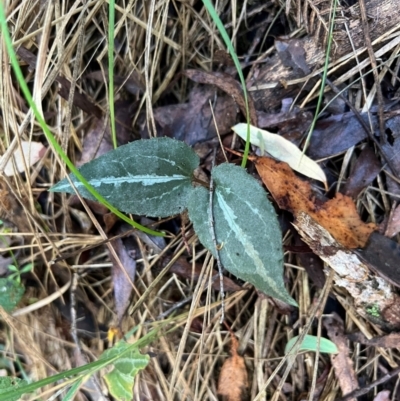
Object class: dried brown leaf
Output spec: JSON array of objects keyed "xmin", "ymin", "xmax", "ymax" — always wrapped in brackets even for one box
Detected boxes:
[
  {"xmin": 323, "ymin": 314, "xmax": 358, "ymax": 401},
  {"xmin": 142, "ymin": 86, "xmax": 237, "ymax": 145},
  {"xmin": 109, "ymin": 237, "xmax": 138, "ymax": 326},
  {"xmin": 348, "ymin": 331, "xmax": 400, "ymax": 348},
  {"xmin": 385, "ymin": 204, "xmax": 400, "ymax": 237},
  {"xmin": 275, "ymin": 38, "xmax": 310, "ymax": 75},
  {"xmin": 307, "ymin": 113, "xmax": 369, "ymax": 159},
  {"xmin": 185, "ymin": 69, "xmax": 258, "ymax": 126},
  {"xmin": 217, "ymin": 333, "xmax": 249, "ymax": 401},
  {"xmin": 373, "ymin": 391, "xmax": 391, "ymax": 401},
  {"xmin": 343, "ymin": 146, "xmax": 381, "ymax": 198},
  {"xmin": 254, "ymin": 156, "xmax": 375, "ymax": 248}
]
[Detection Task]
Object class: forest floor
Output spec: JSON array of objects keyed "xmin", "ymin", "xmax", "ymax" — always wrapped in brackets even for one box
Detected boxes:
[{"xmin": 1, "ymin": 0, "xmax": 400, "ymax": 400}]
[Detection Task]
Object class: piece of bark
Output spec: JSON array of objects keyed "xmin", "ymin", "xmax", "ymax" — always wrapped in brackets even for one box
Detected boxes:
[{"xmin": 295, "ymin": 212, "xmax": 400, "ymax": 330}]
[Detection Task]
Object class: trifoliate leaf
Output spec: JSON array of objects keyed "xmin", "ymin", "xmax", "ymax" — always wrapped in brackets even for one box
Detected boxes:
[
  {"xmin": 101, "ymin": 341, "xmax": 149, "ymax": 401},
  {"xmin": 232, "ymin": 123, "xmax": 327, "ymax": 187},
  {"xmin": 50, "ymin": 138, "xmax": 199, "ymax": 217},
  {"xmin": 285, "ymin": 335, "xmax": 338, "ymax": 355},
  {"xmin": 0, "ymin": 278, "xmax": 24, "ymax": 312},
  {"xmin": 188, "ymin": 163, "xmax": 296, "ymax": 306}
]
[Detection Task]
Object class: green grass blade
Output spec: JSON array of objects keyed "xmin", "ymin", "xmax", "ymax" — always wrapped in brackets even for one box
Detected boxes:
[
  {"xmin": 201, "ymin": 0, "xmax": 251, "ymax": 167},
  {"xmin": 0, "ymin": 325, "xmax": 161, "ymax": 400},
  {"xmin": 108, "ymin": 0, "xmax": 117, "ymax": 149},
  {"xmin": 0, "ymin": 3, "xmax": 163, "ymax": 237}
]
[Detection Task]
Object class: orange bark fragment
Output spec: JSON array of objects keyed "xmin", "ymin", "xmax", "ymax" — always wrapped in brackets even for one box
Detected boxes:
[
  {"xmin": 254, "ymin": 157, "xmax": 375, "ymax": 248},
  {"xmin": 217, "ymin": 333, "xmax": 249, "ymax": 401}
]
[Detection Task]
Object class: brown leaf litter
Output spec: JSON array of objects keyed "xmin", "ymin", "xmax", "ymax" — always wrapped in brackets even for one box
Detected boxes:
[{"xmin": 217, "ymin": 330, "xmax": 249, "ymax": 401}]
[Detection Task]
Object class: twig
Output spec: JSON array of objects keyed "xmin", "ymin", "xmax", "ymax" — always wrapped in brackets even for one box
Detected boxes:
[{"xmin": 208, "ymin": 148, "xmax": 225, "ymax": 323}]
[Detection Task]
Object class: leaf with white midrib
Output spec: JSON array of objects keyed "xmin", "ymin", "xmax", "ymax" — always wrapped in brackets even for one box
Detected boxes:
[
  {"xmin": 50, "ymin": 137, "xmax": 199, "ymax": 217},
  {"xmin": 188, "ymin": 163, "xmax": 296, "ymax": 306}
]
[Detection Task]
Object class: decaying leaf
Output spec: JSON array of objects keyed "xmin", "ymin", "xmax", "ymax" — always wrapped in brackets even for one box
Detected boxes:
[
  {"xmin": 141, "ymin": 86, "xmax": 237, "ymax": 145},
  {"xmin": 275, "ymin": 38, "xmax": 310, "ymax": 75},
  {"xmin": 109, "ymin": 237, "xmax": 138, "ymax": 325},
  {"xmin": 342, "ymin": 146, "xmax": 381, "ymax": 198},
  {"xmin": 385, "ymin": 204, "xmax": 400, "ymax": 237},
  {"xmin": 323, "ymin": 314, "xmax": 358, "ymax": 401},
  {"xmin": 233, "ymin": 124, "xmax": 327, "ymax": 187},
  {"xmin": 348, "ymin": 331, "xmax": 400, "ymax": 349},
  {"xmin": 217, "ymin": 332, "xmax": 249, "ymax": 401},
  {"xmin": 185, "ymin": 69, "xmax": 258, "ymax": 126},
  {"xmin": 1, "ymin": 141, "xmax": 46, "ymax": 176},
  {"xmin": 307, "ymin": 112, "xmax": 369, "ymax": 159},
  {"xmin": 373, "ymin": 391, "xmax": 391, "ymax": 401},
  {"xmin": 79, "ymin": 100, "xmax": 133, "ymax": 166},
  {"xmin": 254, "ymin": 156, "xmax": 375, "ymax": 248}
]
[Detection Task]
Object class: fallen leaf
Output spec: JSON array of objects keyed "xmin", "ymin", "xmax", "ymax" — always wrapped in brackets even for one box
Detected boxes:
[
  {"xmin": 185, "ymin": 69, "xmax": 258, "ymax": 126},
  {"xmin": 285, "ymin": 334, "xmax": 338, "ymax": 355},
  {"xmin": 109, "ymin": 237, "xmax": 138, "ymax": 326},
  {"xmin": 373, "ymin": 391, "xmax": 391, "ymax": 401},
  {"xmin": 254, "ymin": 156, "xmax": 375, "ymax": 248},
  {"xmin": 257, "ymin": 108, "xmax": 313, "ymax": 144},
  {"xmin": 307, "ymin": 112, "xmax": 369, "ymax": 159},
  {"xmin": 323, "ymin": 314, "xmax": 358, "ymax": 401},
  {"xmin": 1, "ymin": 141, "xmax": 46, "ymax": 176},
  {"xmin": 0, "ymin": 179, "xmax": 31, "ymax": 232},
  {"xmin": 217, "ymin": 332, "xmax": 249, "ymax": 401},
  {"xmin": 385, "ymin": 204, "xmax": 400, "ymax": 237},
  {"xmin": 233, "ymin": 124, "xmax": 327, "ymax": 187},
  {"xmin": 354, "ymin": 232, "xmax": 400, "ymax": 288},
  {"xmin": 343, "ymin": 146, "xmax": 381, "ymax": 198},
  {"xmin": 348, "ymin": 331, "xmax": 400, "ymax": 348},
  {"xmin": 294, "ymin": 235, "xmax": 326, "ymax": 289},
  {"xmin": 79, "ymin": 99, "xmax": 133, "ymax": 166},
  {"xmin": 141, "ymin": 86, "xmax": 237, "ymax": 145},
  {"xmin": 275, "ymin": 38, "xmax": 310, "ymax": 75}
]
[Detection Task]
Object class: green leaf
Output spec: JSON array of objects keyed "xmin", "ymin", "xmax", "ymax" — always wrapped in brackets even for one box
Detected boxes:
[
  {"xmin": 51, "ymin": 138, "xmax": 199, "ymax": 217},
  {"xmin": 101, "ymin": 341, "xmax": 149, "ymax": 401},
  {"xmin": 285, "ymin": 335, "xmax": 338, "ymax": 355},
  {"xmin": 188, "ymin": 163, "xmax": 296, "ymax": 306},
  {"xmin": 0, "ymin": 377, "xmax": 27, "ymax": 401},
  {"xmin": 0, "ymin": 278, "xmax": 24, "ymax": 312}
]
